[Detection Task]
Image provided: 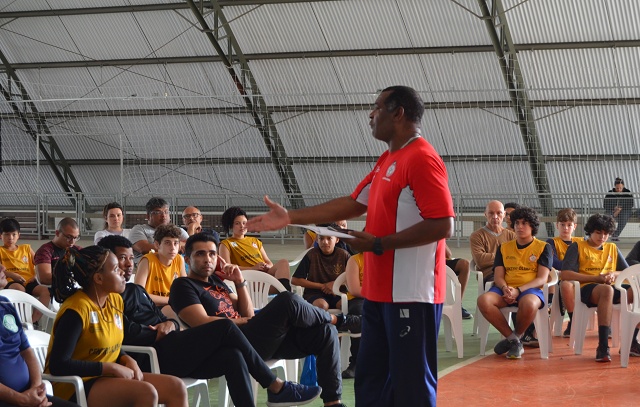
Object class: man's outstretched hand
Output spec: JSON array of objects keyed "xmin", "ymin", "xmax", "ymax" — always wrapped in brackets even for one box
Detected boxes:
[{"xmin": 246, "ymin": 195, "xmax": 291, "ymax": 232}]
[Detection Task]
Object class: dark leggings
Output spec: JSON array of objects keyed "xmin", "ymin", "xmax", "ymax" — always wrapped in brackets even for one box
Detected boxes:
[
  {"xmin": 240, "ymin": 291, "xmax": 342, "ymax": 403},
  {"xmin": 153, "ymin": 318, "xmax": 277, "ymax": 407}
]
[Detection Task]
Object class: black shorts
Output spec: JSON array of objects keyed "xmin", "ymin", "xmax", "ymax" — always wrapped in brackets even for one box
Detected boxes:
[
  {"xmin": 306, "ymin": 294, "xmax": 341, "ymax": 309},
  {"xmin": 580, "ymin": 283, "xmax": 630, "ymax": 307},
  {"xmin": 446, "ymin": 258, "xmax": 461, "ymax": 274},
  {"xmin": 5, "ymin": 280, "xmax": 40, "ymax": 295}
]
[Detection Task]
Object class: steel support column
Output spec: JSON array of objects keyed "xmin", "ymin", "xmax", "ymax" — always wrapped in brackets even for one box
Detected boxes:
[
  {"xmin": 0, "ymin": 49, "xmax": 84, "ymax": 209},
  {"xmin": 186, "ymin": 0, "xmax": 304, "ymax": 209},
  {"xmin": 478, "ymin": 0, "xmax": 554, "ymax": 234}
]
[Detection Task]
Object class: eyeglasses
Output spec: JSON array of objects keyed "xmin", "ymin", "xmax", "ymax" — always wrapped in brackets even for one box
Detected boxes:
[
  {"xmin": 62, "ymin": 233, "xmax": 80, "ymax": 241},
  {"xmin": 183, "ymin": 213, "xmax": 201, "ymax": 219},
  {"xmin": 150, "ymin": 210, "xmax": 170, "ymax": 216}
]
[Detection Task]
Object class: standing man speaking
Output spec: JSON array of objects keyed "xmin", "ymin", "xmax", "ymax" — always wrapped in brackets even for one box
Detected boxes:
[{"xmin": 248, "ymin": 86, "xmax": 454, "ymax": 407}]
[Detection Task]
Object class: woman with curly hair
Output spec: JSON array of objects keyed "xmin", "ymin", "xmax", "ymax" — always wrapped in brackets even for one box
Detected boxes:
[
  {"xmin": 44, "ymin": 246, "xmax": 188, "ymax": 407},
  {"xmin": 219, "ymin": 207, "xmax": 292, "ymax": 291}
]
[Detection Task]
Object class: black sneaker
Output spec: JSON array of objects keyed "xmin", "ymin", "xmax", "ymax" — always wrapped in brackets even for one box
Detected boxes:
[
  {"xmin": 521, "ymin": 333, "xmax": 539, "ymax": 348},
  {"xmin": 337, "ymin": 314, "xmax": 361, "ymax": 334},
  {"xmin": 595, "ymin": 346, "xmax": 611, "ymax": 363},
  {"xmin": 562, "ymin": 324, "xmax": 571, "ymax": 338},
  {"xmin": 461, "ymin": 307, "xmax": 473, "ymax": 320},
  {"xmin": 266, "ymin": 381, "xmax": 322, "ymax": 407},
  {"xmin": 630, "ymin": 342, "xmax": 640, "ymax": 357},
  {"xmin": 342, "ymin": 363, "xmax": 356, "ymax": 379},
  {"xmin": 493, "ymin": 338, "xmax": 511, "ymax": 355}
]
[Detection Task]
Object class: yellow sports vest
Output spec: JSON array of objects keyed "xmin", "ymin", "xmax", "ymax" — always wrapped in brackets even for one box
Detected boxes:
[
  {"xmin": 0, "ymin": 244, "xmax": 34, "ymax": 283},
  {"xmin": 221, "ymin": 237, "xmax": 264, "ymax": 267},
  {"xmin": 576, "ymin": 240, "xmax": 618, "ymax": 287},
  {"xmin": 347, "ymin": 253, "xmax": 364, "ymax": 301},
  {"xmin": 141, "ymin": 252, "xmax": 184, "ymax": 298},
  {"xmin": 501, "ymin": 238, "xmax": 548, "ymax": 288},
  {"xmin": 552, "ymin": 236, "xmax": 583, "ymax": 261},
  {"xmin": 45, "ymin": 291, "xmax": 124, "ymax": 400}
]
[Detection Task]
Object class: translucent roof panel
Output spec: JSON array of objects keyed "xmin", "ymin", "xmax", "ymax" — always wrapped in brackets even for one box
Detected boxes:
[
  {"xmin": 424, "ymin": 108, "xmax": 524, "ymax": 156},
  {"xmin": 519, "ymin": 49, "xmax": 621, "ymax": 100},
  {"xmin": 506, "ymin": 0, "xmax": 639, "ymax": 43},
  {"xmin": 535, "ymin": 105, "xmax": 640, "ymax": 155}
]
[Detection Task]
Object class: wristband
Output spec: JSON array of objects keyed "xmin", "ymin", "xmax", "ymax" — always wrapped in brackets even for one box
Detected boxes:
[
  {"xmin": 517, "ymin": 287, "xmax": 522, "ymax": 294},
  {"xmin": 236, "ymin": 280, "xmax": 248, "ymax": 288}
]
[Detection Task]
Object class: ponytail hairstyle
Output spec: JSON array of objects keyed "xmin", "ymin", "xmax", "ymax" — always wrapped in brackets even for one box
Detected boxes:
[
  {"xmin": 102, "ymin": 202, "xmax": 124, "ymax": 230},
  {"xmin": 52, "ymin": 245, "xmax": 110, "ymax": 303}
]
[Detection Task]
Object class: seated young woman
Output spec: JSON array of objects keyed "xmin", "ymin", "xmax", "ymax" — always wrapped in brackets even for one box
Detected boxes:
[
  {"xmin": 219, "ymin": 206, "xmax": 292, "ymax": 291},
  {"xmin": 44, "ymin": 245, "xmax": 188, "ymax": 407}
]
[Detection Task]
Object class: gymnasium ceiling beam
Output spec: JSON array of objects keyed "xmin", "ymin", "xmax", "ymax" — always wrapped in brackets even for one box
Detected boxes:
[
  {"xmin": 185, "ymin": 0, "xmax": 304, "ymax": 209},
  {"xmin": 478, "ymin": 0, "xmax": 555, "ymax": 233},
  {"xmin": 10, "ymin": 40, "xmax": 640, "ymax": 70}
]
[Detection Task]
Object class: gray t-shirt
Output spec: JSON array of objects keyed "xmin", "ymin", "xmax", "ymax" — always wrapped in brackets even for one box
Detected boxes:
[{"xmin": 129, "ymin": 223, "xmax": 189, "ymax": 262}]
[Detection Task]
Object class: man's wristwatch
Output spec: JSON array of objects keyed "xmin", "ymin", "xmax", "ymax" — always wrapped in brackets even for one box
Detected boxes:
[{"xmin": 373, "ymin": 237, "xmax": 384, "ymax": 256}]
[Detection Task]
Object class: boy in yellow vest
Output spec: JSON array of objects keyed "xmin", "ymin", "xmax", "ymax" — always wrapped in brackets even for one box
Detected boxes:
[
  {"xmin": 134, "ymin": 224, "xmax": 186, "ymax": 316},
  {"xmin": 561, "ymin": 213, "xmax": 632, "ymax": 362},
  {"xmin": 0, "ymin": 218, "xmax": 51, "ymax": 322},
  {"xmin": 477, "ymin": 207, "xmax": 552, "ymax": 359},
  {"xmin": 546, "ymin": 208, "xmax": 583, "ymax": 337}
]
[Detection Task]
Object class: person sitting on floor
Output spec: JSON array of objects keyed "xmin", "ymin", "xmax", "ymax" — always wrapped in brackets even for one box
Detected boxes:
[
  {"xmin": 560, "ymin": 213, "xmax": 635, "ymax": 363},
  {"xmin": 477, "ymin": 207, "xmax": 552, "ymax": 359},
  {"xmin": 98, "ymin": 235, "xmax": 321, "ymax": 407}
]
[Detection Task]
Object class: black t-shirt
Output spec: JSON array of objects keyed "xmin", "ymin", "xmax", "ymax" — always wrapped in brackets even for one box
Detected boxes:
[{"xmin": 169, "ymin": 276, "xmax": 240, "ymax": 323}]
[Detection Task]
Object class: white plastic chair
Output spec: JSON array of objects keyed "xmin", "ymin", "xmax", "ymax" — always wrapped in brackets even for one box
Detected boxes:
[
  {"xmin": 25, "ymin": 330, "xmax": 89, "ymax": 407},
  {"xmin": 229, "ymin": 270, "xmax": 298, "ymax": 406},
  {"xmin": 478, "ymin": 269, "xmax": 558, "ymax": 359},
  {"xmin": 569, "ymin": 280, "xmax": 620, "ymax": 354},
  {"xmin": 549, "ymin": 268, "xmax": 565, "ymax": 336},
  {"xmin": 471, "ymin": 260, "xmax": 491, "ymax": 336},
  {"xmin": 331, "ymin": 272, "xmax": 362, "ymax": 366},
  {"xmin": 121, "ymin": 345, "xmax": 211, "ymax": 407},
  {"xmin": 614, "ymin": 264, "xmax": 640, "ymax": 367},
  {"xmin": 441, "ymin": 266, "xmax": 464, "ymax": 358},
  {"xmin": 1, "ymin": 289, "xmax": 57, "ymax": 331},
  {"xmin": 289, "ymin": 248, "xmax": 311, "ymax": 297}
]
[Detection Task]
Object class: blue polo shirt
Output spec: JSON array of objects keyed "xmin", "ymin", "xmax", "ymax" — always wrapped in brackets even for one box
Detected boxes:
[{"xmin": 0, "ymin": 296, "xmax": 30, "ymax": 392}]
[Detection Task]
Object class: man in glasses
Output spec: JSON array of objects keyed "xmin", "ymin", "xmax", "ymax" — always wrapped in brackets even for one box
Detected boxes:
[
  {"xmin": 181, "ymin": 206, "xmax": 220, "ymax": 242},
  {"xmin": 130, "ymin": 197, "xmax": 189, "ymax": 264},
  {"xmin": 34, "ymin": 217, "xmax": 82, "ymax": 285}
]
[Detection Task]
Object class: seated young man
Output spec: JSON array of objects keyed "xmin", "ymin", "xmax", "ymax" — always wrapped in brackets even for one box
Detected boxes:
[
  {"xmin": 477, "ymin": 207, "xmax": 552, "ymax": 359},
  {"xmin": 0, "ymin": 268, "xmax": 79, "ymax": 407},
  {"xmin": 292, "ymin": 225, "xmax": 352, "ymax": 311},
  {"xmin": 0, "ymin": 219, "xmax": 51, "ymax": 322},
  {"xmin": 546, "ymin": 208, "xmax": 582, "ymax": 337},
  {"xmin": 134, "ymin": 224, "xmax": 186, "ymax": 314},
  {"xmin": 98, "ymin": 235, "xmax": 321, "ymax": 407},
  {"xmin": 560, "ymin": 213, "xmax": 634, "ymax": 363},
  {"xmin": 170, "ymin": 233, "xmax": 360, "ymax": 407}
]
